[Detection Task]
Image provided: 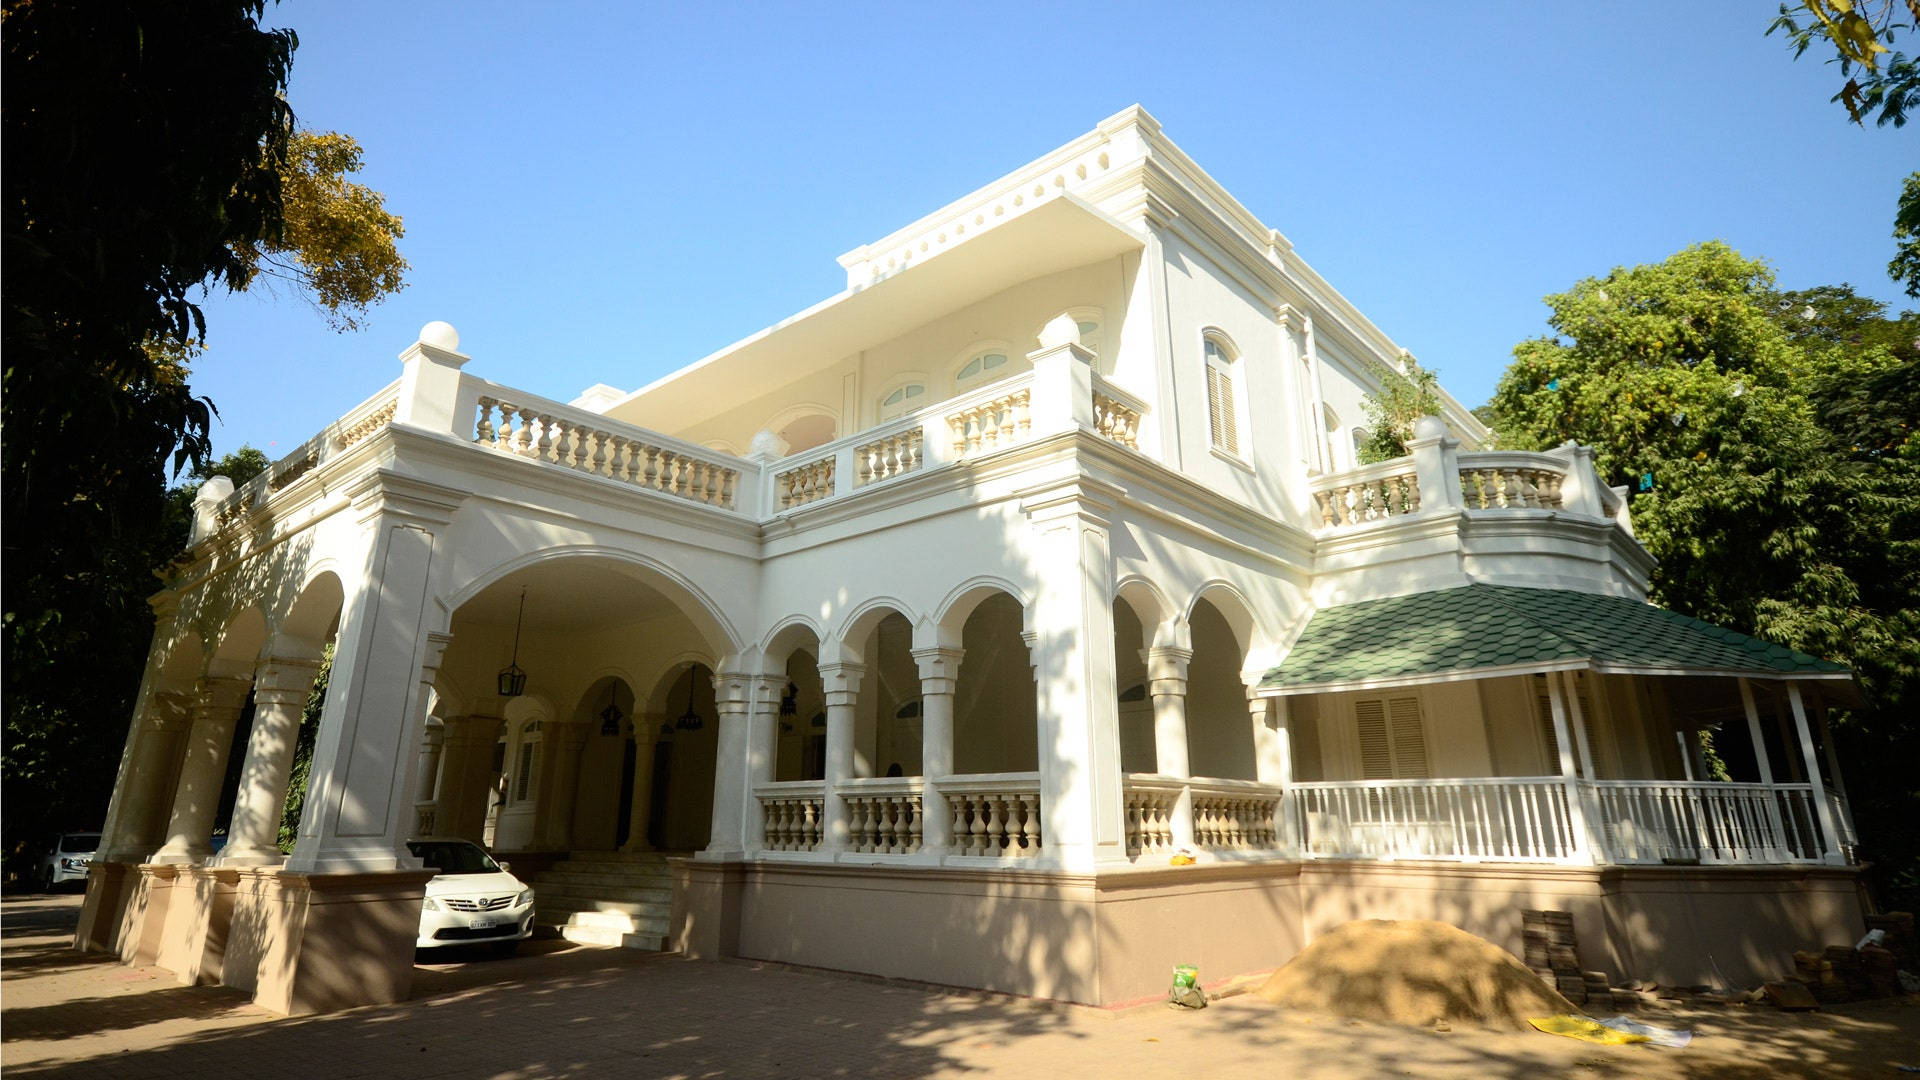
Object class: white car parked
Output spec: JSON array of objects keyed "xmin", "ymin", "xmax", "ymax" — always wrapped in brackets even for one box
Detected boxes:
[
  {"xmin": 408, "ymin": 839, "xmax": 535, "ymax": 955},
  {"xmin": 38, "ymin": 832, "xmax": 99, "ymax": 891}
]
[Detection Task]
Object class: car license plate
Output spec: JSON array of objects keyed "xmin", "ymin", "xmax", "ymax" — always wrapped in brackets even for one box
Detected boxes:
[{"xmin": 471, "ymin": 916, "xmax": 497, "ymax": 929}]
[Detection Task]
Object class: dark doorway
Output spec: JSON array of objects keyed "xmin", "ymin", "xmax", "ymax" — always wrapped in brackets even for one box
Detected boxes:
[{"xmin": 614, "ymin": 738, "xmax": 637, "ymax": 849}]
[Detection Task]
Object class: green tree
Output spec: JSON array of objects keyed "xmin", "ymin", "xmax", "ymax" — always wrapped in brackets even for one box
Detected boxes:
[
  {"xmin": 1770, "ymin": 0, "xmax": 1920, "ymax": 127},
  {"xmin": 1356, "ymin": 359, "xmax": 1444, "ymax": 463},
  {"xmin": 1489, "ymin": 243, "xmax": 1920, "ymax": 904},
  {"xmin": 1892, "ymin": 172, "xmax": 1920, "ymax": 299}
]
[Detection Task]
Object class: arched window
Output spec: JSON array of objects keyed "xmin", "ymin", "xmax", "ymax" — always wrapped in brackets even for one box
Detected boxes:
[
  {"xmin": 954, "ymin": 349, "xmax": 1010, "ymax": 393},
  {"xmin": 1323, "ymin": 404, "xmax": 1344, "ymax": 469},
  {"xmin": 1204, "ymin": 336, "xmax": 1241, "ymax": 456},
  {"xmin": 877, "ymin": 382, "xmax": 926, "ymax": 421},
  {"xmin": 1062, "ymin": 306, "xmax": 1105, "ymax": 367}
]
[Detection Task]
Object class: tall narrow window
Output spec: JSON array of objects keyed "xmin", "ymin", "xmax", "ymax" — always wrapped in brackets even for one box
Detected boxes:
[
  {"xmin": 513, "ymin": 722, "xmax": 543, "ymax": 803},
  {"xmin": 1354, "ymin": 695, "xmax": 1429, "ymax": 779},
  {"xmin": 1204, "ymin": 338, "xmax": 1240, "ymax": 456}
]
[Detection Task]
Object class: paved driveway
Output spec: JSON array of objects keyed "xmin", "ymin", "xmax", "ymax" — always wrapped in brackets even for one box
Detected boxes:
[{"xmin": 4, "ymin": 893, "xmax": 1916, "ymax": 1078}]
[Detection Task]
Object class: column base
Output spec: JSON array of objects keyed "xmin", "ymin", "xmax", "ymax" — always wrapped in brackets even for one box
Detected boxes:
[
  {"xmin": 74, "ymin": 861, "xmax": 140, "ymax": 954},
  {"xmin": 222, "ymin": 867, "xmax": 436, "ymax": 1015},
  {"xmin": 118, "ymin": 864, "xmax": 184, "ymax": 966}
]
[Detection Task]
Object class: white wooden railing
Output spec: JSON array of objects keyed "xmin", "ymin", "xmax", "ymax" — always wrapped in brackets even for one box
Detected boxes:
[
  {"xmin": 1457, "ymin": 452, "xmax": 1565, "ymax": 510},
  {"xmin": 1591, "ymin": 780, "xmax": 1824, "ymax": 865},
  {"xmin": 1191, "ymin": 778, "xmax": 1283, "ymax": 851},
  {"xmin": 756, "ymin": 781, "xmax": 826, "ymax": 852},
  {"xmin": 840, "ymin": 776, "xmax": 923, "ymax": 855},
  {"xmin": 463, "ymin": 376, "xmax": 747, "ymax": 510},
  {"xmin": 1292, "ymin": 778, "xmax": 1579, "ymax": 862},
  {"xmin": 1122, "ymin": 775, "xmax": 1182, "ymax": 857},
  {"xmin": 942, "ymin": 773, "xmax": 1042, "ymax": 858}
]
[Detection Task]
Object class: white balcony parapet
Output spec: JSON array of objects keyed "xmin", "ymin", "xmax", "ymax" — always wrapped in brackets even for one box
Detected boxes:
[
  {"xmin": 839, "ymin": 776, "xmax": 924, "ymax": 855},
  {"xmin": 853, "ymin": 426, "xmax": 924, "ymax": 487},
  {"xmin": 1311, "ymin": 460, "xmax": 1422, "ymax": 528},
  {"xmin": 464, "ymin": 377, "xmax": 747, "ymax": 511},
  {"xmin": 1293, "ymin": 777, "xmax": 1580, "ymax": 863},
  {"xmin": 948, "ymin": 387, "xmax": 1033, "ymax": 459},
  {"xmin": 1189, "ymin": 777, "xmax": 1283, "ymax": 851},
  {"xmin": 941, "ymin": 772, "xmax": 1043, "ymax": 858},
  {"xmin": 775, "ymin": 454, "xmax": 835, "ymax": 509},
  {"xmin": 1122, "ymin": 774, "xmax": 1182, "ymax": 857},
  {"xmin": 1590, "ymin": 780, "xmax": 1827, "ymax": 865},
  {"xmin": 202, "ymin": 380, "xmax": 403, "ymax": 543},
  {"xmin": 1090, "ymin": 372, "xmax": 1148, "ymax": 451},
  {"xmin": 755, "ymin": 781, "xmax": 826, "ymax": 853},
  {"xmin": 1458, "ymin": 451, "xmax": 1566, "ymax": 511}
]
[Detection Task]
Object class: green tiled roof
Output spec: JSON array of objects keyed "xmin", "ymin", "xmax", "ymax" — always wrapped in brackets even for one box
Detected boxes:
[{"xmin": 1260, "ymin": 584, "xmax": 1850, "ymax": 691}]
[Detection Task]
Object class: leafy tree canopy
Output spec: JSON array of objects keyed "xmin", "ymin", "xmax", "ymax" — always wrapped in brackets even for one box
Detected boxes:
[
  {"xmin": 1770, "ymin": 0, "xmax": 1920, "ymax": 127},
  {"xmin": 1893, "ymin": 172, "xmax": 1920, "ymax": 299},
  {"xmin": 1487, "ymin": 242, "xmax": 1920, "ymax": 902},
  {"xmin": 1356, "ymin": 358, "xmax": 1443, "ymax": 464}
]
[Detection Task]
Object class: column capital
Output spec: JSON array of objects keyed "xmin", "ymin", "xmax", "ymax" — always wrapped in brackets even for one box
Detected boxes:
[
  {"xmin": 439, "ymin": 713, "xmax": 506, "ymax": 748},
  {"xmin": 194, "ymin": 676, "xmax": 253, "ymax": 714},
  {"xmin": 911, "ymin": 646, "xmax": 964, "ymax": 688},
  {"xmin": 253, "ymin": 656, "xmax": 323, "ymax": 699},
  {"xmin": 1146, "ymin": 645, "xmax": 1192, "ymax": 684},
  {"xmin": 143, "ymin": 688, "xmax": 196, "ymax": 731},
  {"xmin": 818, "ymin": 661, "xmax": 866, "ymax": 708}
]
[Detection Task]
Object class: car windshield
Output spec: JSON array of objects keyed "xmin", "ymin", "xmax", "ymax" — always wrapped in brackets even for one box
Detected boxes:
[
  {"xmin": 407, "ymin": 840, "xmax": 501, "ymax": 875},
  {"xmin": 60, "ymin": 834, "xmax": 100, "ymax": 853}
]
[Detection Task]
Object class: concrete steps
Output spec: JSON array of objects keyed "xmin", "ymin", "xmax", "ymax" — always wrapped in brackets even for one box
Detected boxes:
[{"xmin": 530, "ymin": 851, "xmax": 674, "ymax": 951}]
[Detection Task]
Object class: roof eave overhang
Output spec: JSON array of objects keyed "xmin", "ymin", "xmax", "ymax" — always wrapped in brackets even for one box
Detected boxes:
[
  {"xmin": 603, "ymin": 194, "xmax": 1145, "ymax": 434},
  {"xmin": 1259, "ymin": 659, "xmax": 1860, "ymax": 702}
]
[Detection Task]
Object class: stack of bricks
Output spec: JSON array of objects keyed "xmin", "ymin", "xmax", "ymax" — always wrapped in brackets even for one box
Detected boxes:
[
  {"xmin": 1794, "ymin": 949, "xmax": 1852, "ymax": 1004},
  {"xmin": 1522, "ymin": 909, "xmax": 1636, "ymax": 1011}
]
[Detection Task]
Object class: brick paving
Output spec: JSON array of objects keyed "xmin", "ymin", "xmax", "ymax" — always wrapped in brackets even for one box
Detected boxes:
[{"xmin": 5, "ymin": 893, "xmax": 1918, "ymax": 1079}]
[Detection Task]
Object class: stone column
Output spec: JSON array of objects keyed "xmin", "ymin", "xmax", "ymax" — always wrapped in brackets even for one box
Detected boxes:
[
  {"xmin": 1023, "ymin": 481, "xmax": 1127, "ymax": 870},
  {"xmin": 538, "ymin": 720, "xmax": 591, "ymax": 850},
  {"xmin": 415, "ymin": 722, "xmax": 446, "ymax": 815},
  {"xmin": 285, "ymin": 475, "xmax": 460, "ymax": 874},
  {"xmin": 817, "ymin": 661, "xmax": 866, "ymax": 853},
  {"xmin": 622, "ymin": 716, "xmax": 663, "ymax": 853},
  {"xmin": 150, "ymin": 677, "xmax": 254, "ymax": 865},
  {"xmin": 218, "ymin": 657, "xmax": 323, "ymax": 866},
  {"xmin": 96, "ymin": 689, "xmax": 195, "ymax": 864},
  {"xmin": 705, "ymin": 668, "xmax": 755, "ymax": 858},
  {"xmin": 435, "ymin": 714, "xmax": 506, "ymax": 842},
  {"xmin": 741, "ymin": 674, "xmax": 783, "ymax": 854},
  {"xmin": 1146, "ymin": 645, "xmax": 1194, "ymax": 851},
  {"xmin": 912, "ymin": 646, "xmax": 963, "ymax": 854}
]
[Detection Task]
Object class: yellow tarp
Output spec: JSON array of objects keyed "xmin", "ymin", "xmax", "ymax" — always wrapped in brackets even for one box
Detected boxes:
[{"xmin": 1527, "ymin": 1015, "xmax": 1651, "ymax": 1045}]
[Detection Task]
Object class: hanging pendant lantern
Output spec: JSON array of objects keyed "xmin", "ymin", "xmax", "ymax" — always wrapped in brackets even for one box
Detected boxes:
[
  {"xmin": 674, "ymin": 667, "xmax": 704, "ymax": 731},
  {"xmin": 496, "ymin": 587, "xmax": 529, "ymax": 697},
  {"xmin": 598, "ymin": 683, "xmax": 625, "ymax": 736}
]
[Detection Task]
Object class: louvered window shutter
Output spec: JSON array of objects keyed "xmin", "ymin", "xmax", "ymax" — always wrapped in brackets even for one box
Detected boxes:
[
  {"xmin": 1217, "ymin": 369, "xmax": 1238, "ymax": 454},
  {"xmin": 1355, "ymin": 699, "xmax": 1393, "ymax": 779},
  {"xmin": 1388, "ymin": 695, "xmax": 1429, "ymax": 778},
  {"xmin": 1535, "ymin": 678, "xmax": 1598, "ymax": 777},
  {"xmin": 1537, "ymin": 689, "xmax": 1564, "ymax": 772},
  {"xmin": 515, "ymin": 742, "xmax": 540, "ymax": 802},
  {"xmin": 1205, "ymin": 364, "xmax": 1224, "ymax": 449}
]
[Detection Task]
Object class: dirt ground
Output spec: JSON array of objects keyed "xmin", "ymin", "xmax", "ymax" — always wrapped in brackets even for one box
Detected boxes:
[{"xmin": 4, "ymin": 892, "xmax": 1918, "ymax": 1078}]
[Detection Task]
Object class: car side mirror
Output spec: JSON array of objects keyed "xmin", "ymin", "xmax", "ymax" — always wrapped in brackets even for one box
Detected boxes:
[{"xmin": 497, "ymin": 862, "xmax": 511, "ymax": 873}]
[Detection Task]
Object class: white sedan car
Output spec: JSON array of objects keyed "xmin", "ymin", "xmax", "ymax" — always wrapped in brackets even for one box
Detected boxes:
[{"xmin": 407, "ymin": 839, "xmax": 535, "ymax": 955}]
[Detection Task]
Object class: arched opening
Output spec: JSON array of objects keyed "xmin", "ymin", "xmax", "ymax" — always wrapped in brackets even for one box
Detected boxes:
[
  {"xmin": 257, "ymin": 573, "xmax": 343, "ymax": 859},
  {"xmin": 441, "ymin": 551, "xmax": 738, "ymax": 855},
  {"xmin": 952, "ymin": 593, "xmax": 1038, "ymax": 774},
  {"xmin": 644, "ymin": 662, "xmax": 718, "ymax": 851},
  {"xmin": 1112, "ymin": 598, "xmax": 1155, "ymax": 773},
  {"xmin": 1186, "ymin": 597, "xmax": 1256, "ymax": 781},
  {"xmin": 777, "ymin": 412, "xmax": 836, "ymax": 455},
  {"xmin": 854, "ymin": 611, "xmax": 918, "ymax": 778},
  {"xmin": 767, "ymin": 631, "xmax": 827, "ymax": 782},
  {"xmin": 204, "ymin": 608, "xmax": 267, "ymax": 858}
]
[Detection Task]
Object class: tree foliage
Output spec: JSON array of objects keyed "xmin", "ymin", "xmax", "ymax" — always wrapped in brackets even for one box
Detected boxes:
[
  {"xmin": 1487, "ymin": 242, "xmax": 1920, "ymax": 902},
  {"xmin": 239, "ymin": 130, "xmax": 409, "ymax": 331},
  {"xmin": 1770, "ymin": 0, "xmax": 1920, "ymax": 127},
  {"xmin": 1893, "ymin": 172, "xmax": 1920, "ymax": 299},
  {"xmin": 1356, "ymin": 359, "xmax": 1444, "ymax": 464}
]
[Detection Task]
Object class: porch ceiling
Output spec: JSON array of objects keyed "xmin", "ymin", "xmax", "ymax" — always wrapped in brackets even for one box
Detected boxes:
[{"xmin": 1260, "ymin": 584, "xmax": 1853, "ymax": 696}]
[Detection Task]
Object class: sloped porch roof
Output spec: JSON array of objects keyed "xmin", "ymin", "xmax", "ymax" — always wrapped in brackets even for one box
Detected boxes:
[{"xmin": 1259, "ymin": 584, "xmax": 1854, "ymax": 699}]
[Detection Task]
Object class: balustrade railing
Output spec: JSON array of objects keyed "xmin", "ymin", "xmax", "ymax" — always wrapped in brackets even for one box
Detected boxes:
[
  {"xmin": 1591, "ymin": 780, "xmax": 1822, "ymax": 864},
  {"xmin": 775, "ymin": 455, "xmax": 835, "ymax": 509},
  {"xmin": 1293, "ymin": 778, "xmax": 1578, "ymax": 862},
  {"xmin": 1191, "ymin": 779, "xmax": 1283, "ymax": 851},
  {"xmin": 1122, "ymin": 776, "xmax": 1182, "ymax": 857},
  {"xmin": 413, "ymin": 801, "xmax": 438, "ymax": 837},
  {"xmin": 466, "ymin": 380, "xmax": 744, "ymax": 510},
  {"xmin": 205, "ymin": 382, "xmax": 403, "ymax": 540},
  {"xmin": 1090, "ymin": 376, "xmax": 1146, "ymax": 451},
  {"xmin": 1458, "ymin": 453, "xmax": 1565, "ymax": 510},
  {"xmin": 841, "ymin": 777, "xmax": 924, "ymax": 855},
  {"xmin": 854, "ymin": 427, "xmax": 924, "ymax": 487},
  {"xmin": 942, "ymin": 773, "xmax": 1042, "ymax": 858},
  {"xmin": 1312, "ymin": 464, "xmax": 1421, "ymax": 528},
  {"xmin": 756, "ymin": 782, "xmax": 826, "ymax": 852},
  {"xmin": 948, "ymin": 388, "xmax": 1032, "ymax": 459}
]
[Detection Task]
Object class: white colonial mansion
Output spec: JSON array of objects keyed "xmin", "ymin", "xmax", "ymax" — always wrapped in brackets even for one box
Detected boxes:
[{"xmin": 77, "ymin": 107, "xmax": 1864, "ymax": 1015}]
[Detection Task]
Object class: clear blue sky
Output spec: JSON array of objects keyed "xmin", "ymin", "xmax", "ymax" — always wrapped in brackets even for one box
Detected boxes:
[{"xmin": 195, "ymin": 1, "xmax": 1915, "ymax": 459}]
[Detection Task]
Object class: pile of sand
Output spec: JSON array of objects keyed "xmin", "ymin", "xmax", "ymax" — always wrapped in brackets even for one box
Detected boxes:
[{"xmin": 1256, "ymin": 919, "xmax": 1577, "ymax": 1031}]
